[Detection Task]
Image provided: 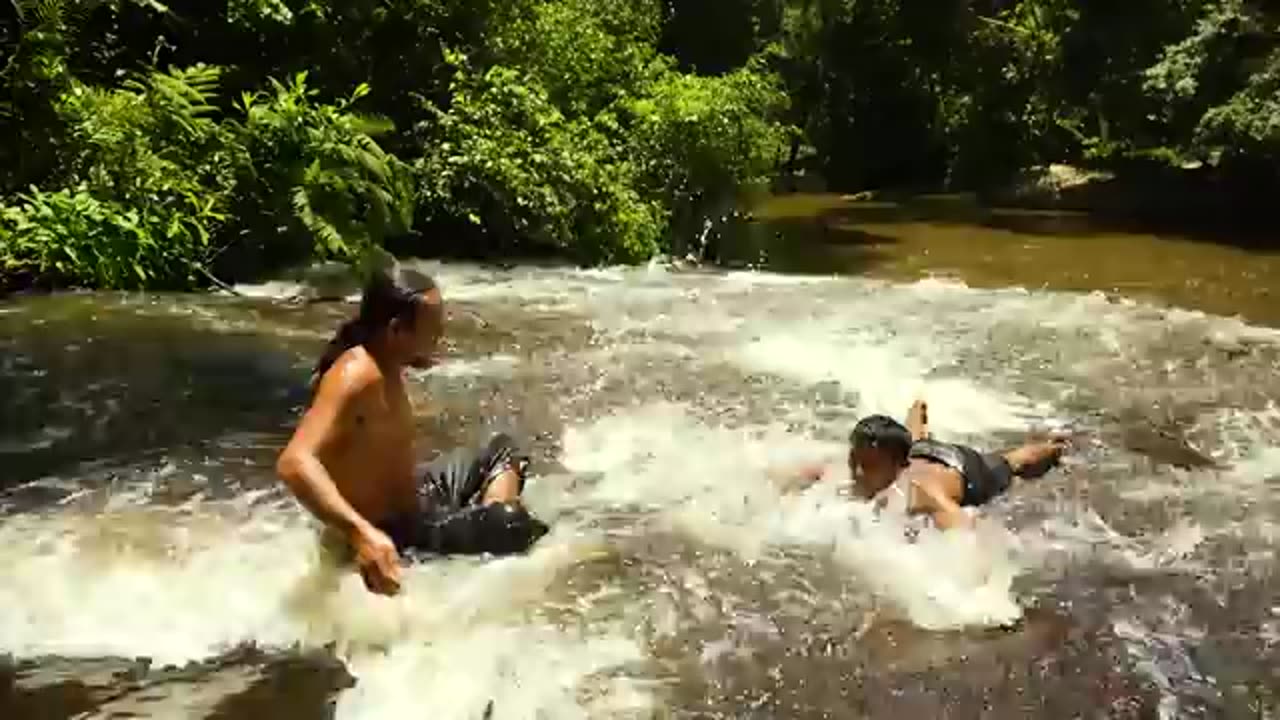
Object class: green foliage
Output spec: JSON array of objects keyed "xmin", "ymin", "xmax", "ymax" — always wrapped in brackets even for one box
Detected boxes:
[
  {"xmin": 57, "ymin": 64, "xmax": 237, "ymax": 227},
  {"xmin": 417, "ymin": 59, "xmax": 664, "ymax": 263},
  {"xmin": 489, "ymin": 0, "xmax": 667, "ymax": 116},
  {"xmin": 228, "ymin": 0, "xmax": 298, "ymax": 26},
  {"xmin": 6, "ymin": 0, "xmax": 1280, "ymax": 291},
  {"xmin": 626, "ymin": 60, "xmax": 792, "ymax": 211},
  {"xmin": 417, "ymin": 1, "xmax": 791, "ymax": 262},
  {"xmin": 1, "ymin": 65, "xmax": 238, "ymax": 288},
  {"xmin": 235, "ymin": 73, "xmax": 416, "ymax": 264},
  {"xmin": 0, "ymin": 60, "xmax": 414, "ymax": 288},
  {"xmin": 0, "ymin": 186, "xmax": 207, "ymax": 288},
  {"xmin": 1196, "ymin": 49, "xmax": 1280, "ymax": 159},
  {"xmin": 1143, "ymin": 0, "xmax": 1280, "ymax": 168}
]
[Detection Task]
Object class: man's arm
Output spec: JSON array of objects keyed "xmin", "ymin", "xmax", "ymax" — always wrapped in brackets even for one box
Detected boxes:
[
  {"xmin": 766, "ymin": 461, "xmax": 826, "ymax": 494},
  {"xmin": 276, "ymin": 355, "xmax": 402, "ymax": 595},
  {"xmin": 276, "ymin": 359, "xmax": 378, "ymax": 537}
]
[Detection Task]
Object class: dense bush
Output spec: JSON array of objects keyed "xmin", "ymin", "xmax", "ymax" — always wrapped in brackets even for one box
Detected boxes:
[
  {"xmin": 2, "ymin": 0, "xmax": 1278, "ymax": 290},
  {"xmin": 1, "ymin": 60, "xmax": 417, "ymax": 288}
]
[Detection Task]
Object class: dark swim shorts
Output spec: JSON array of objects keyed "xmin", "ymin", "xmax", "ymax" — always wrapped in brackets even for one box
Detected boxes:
[
  {"xmin": 380, "ymin": 433, "xmax": 548, "ymax": 557},
  {"xmin": 908, "ymin": 438, "xmax": 1014, "ymax": 507}
]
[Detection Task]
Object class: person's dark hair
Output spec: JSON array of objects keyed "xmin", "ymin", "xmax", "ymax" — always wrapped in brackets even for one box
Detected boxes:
[
  {"xmin": 849, "ymin": 414, "xmax": 913, "ymax": 464},
  {"xmin": 311, "ymin": 264, "xmax": 438, "ymax": 389}
]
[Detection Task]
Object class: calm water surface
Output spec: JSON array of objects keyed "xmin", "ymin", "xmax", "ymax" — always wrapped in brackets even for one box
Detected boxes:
[
  {"xmin": 738, "ymin": 194, "xmax": 1280, "ymax": 327},
  {"xmin": 2, "ymin": 198, "xmax": 1279, "ymax": 719}
]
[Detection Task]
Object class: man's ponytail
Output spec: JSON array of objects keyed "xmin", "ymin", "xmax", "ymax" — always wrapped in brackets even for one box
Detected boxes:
[{"xmin": 308, "ymin": 262, "xmax": 438, "ymax": 393}]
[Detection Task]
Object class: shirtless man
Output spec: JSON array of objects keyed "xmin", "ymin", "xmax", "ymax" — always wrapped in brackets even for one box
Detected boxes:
[
  {"xmin": 788, "ymin": 399, "xmax": 1069, "ymax": 530},
  {"xmin": 275, "ymin": 265, "xmax": 547, "ymax": 596}
]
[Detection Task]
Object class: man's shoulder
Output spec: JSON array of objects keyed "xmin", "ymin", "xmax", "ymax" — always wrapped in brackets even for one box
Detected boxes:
[{"xmin": 318, "ymin": 347, "xmax": 386, "ymax": 399}]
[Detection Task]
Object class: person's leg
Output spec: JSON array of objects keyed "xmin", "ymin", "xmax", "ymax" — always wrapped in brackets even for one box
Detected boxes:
[
  {"xmin": 955, "ymin": 445, "xmax": 1012, "ymax": 506},
  {"xmin": 1000, "ymin": 435, "xmax": 1070, "ymax": 481},
  {"xmin": 410, "ymin": 433, "xmax": 544, "ymax": 556},
  {"xmin": 419, "ymin": 433, "xmax": 529, "ymax": 510},
  {"xmin": 475, "ymin": 433, "xmax": 530, "ymax": 505},
  {"xmin": 482, "ymin": 468, "xmax": 523, "ymax": 505}
]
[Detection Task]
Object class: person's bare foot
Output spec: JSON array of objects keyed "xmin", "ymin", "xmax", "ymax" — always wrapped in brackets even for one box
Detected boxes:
[
  {"xmin": 907, "ymin": 398, "xmax": 929, "ymax": 440},
  {"xmin": 1003, "ymin": 436, "xmax": 1070, "ymax": 479}
]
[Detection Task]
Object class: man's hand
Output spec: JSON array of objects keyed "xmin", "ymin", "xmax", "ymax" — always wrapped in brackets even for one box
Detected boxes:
[
  {"xmin": 766, "ymin": 462, "xmax": 825, "ymax": 494},
  {"xmin": 350, "ymin": 523, "xmax": 403, "ymax": 596}
]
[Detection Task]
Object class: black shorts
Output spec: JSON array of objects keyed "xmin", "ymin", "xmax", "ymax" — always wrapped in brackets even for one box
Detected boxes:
[
  {"xmin": 417, "ymin": 432, "xmax": 531, "ymax": 512},
  {"xmin": 908, "ymin": 439, "xmax": 1013, "ymax": 507},
  {"xmin": 380, "ymin": 433, "xmax": 546, "ymax": 556}
]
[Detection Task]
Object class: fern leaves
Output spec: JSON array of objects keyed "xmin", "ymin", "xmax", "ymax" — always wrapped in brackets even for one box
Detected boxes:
[{"xmin": 237, "ymin": 71, "xmax": 414, "ymax": 261}]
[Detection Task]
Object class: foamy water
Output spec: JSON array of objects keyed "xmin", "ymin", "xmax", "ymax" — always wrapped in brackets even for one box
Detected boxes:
[{"xmin": 3, "ymin": 262, "xmax": 1279, "ymax": 717}]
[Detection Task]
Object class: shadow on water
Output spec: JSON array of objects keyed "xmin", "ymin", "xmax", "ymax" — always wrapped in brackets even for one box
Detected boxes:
[
  {"xmin": 749, "ymin": 191, "xmax": 1280, "ymax": 246},
  {"xmin": 714, "ymin": 200, "xmax": 903, "ymax": 275},
  {"xmin": 716, "ymin": 193, "xmax": 1280, "ymax": 327},
  {"xmin": 0, "ymin": 294, "xmax": 313, "ymax": 490}
]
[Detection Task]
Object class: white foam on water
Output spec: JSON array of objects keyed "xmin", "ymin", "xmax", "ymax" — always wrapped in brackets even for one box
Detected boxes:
[
  {"xmin": 0, "ymin": 489, "xmax": 652, "ymax": 719},
  {"xmin": 1193, "ymin": 404, "xmax": 1280, "ymax": 465},
  {"xmin": 335, "ymin": 623, "xmax": 650, "ymax": 720},
  {"xmin": 1112, "ymin": 596, "xmax": 1213, "ymax": 720},
  {"xmin": 732, "ymin": 328, "xmax": 1041, "ymax": 436},
  {"xmin": 1022, "ymin": 506, "xmax": 1215, "ymax": 579},
  {"xmin": 419, "ymin": 354, "xmax": 522, "ymax": 379},
  {"xmin": 428, "ymin": 265, "xmax": 632, "ymax": 306},
  {"xmin": 0, "ymin": 500, "xmax": 318, "ymax": 665},
  {"xmin": 309, "ymin": 534, "xmax": 656, "ymax": 720},
  {"xmin": 767, "ymin": 483, "xmax": 1026, "ymax": 629},
  {"xmin": 229, "ymin": 280, "xmax": 309, "ymax": 299},
  {"xmin": 718, "ymin": 268, "xmax": 838, "ymax": 286}
]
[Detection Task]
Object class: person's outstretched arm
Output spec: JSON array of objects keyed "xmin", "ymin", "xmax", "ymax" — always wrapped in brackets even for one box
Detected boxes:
[
  {"xmin": 766, "ymin": 462, "xmax": 826, "ymax": 494},
  {"xmin": 276, "ymin": 356, "xmax": 403, "ymax": 595}
]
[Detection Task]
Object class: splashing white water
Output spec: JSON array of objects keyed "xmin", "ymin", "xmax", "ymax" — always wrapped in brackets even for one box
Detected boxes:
[
  {"xmin": 5, "ymin": 262, "xmax": 1280, "ymax": 717},
  {"xmin": 0, "ymin": 490, "xmax": 655, "ymax": 718},
  {"xmin": 559, "ymin": 403, "xmax": 1025, "ymax": 629}
]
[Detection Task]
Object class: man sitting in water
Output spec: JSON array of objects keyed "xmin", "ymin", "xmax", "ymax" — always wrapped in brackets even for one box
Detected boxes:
[
  {"xmin": 275, "ymin": 264, "xmax": 548, "ymax": 596},
  {"xmin": 788, "ymin": 399, "xmax": 1069, "ymax": 530}
]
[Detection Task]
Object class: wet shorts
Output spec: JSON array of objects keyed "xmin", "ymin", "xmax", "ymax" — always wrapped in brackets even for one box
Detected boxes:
[
  {"xmin": 908, "ymin": 439, "xmax": 1014, "ymax": 507},
  {"xmin": 380, "ymin": 433, "xmax": 548, "ymax": 557}
]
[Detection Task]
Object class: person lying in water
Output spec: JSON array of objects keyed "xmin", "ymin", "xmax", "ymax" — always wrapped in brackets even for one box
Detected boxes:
[
  {"xmin": 785, "ymin": 399, "xmax": 1069, "ymax": 530},
  {"xmin": 275, "ymin": 264, "xmax": 548, "ymax": 596}
]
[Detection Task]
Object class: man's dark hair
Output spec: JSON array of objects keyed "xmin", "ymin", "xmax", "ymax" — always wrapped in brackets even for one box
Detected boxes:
[
  {"xmin": 311, "ymin": 264, "xmax": 437, "ymax": 389},
  {"xmin": 849, "ymin": 414, "xmax": 912, "ymax": 464}
]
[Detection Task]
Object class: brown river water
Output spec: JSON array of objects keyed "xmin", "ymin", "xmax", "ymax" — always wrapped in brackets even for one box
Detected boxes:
[{"xmin": 2, "ymin": 196, "xmax": 1279, "ymax": 718}]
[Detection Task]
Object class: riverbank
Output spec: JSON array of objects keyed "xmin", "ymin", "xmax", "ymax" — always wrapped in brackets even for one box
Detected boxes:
[{"xmin": 989, "ymin": 162, "xmax": 1278, "ymax": 237}]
